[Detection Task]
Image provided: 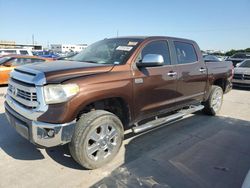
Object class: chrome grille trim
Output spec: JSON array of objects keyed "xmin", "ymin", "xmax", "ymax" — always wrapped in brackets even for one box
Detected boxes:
[
  {"xmin": 16, "ymin": 89, "xmax": 37, "ymax": 101},
  {"xmin": 7, "ymin": 90, "xmax": 38, "ymax": 107},
  {"xmin": 8, "ymin": 79, "xmax": 38, "ymax": 108},
  {"xmin": 6, "ymin": 67, "xmax": 48, "ymax": 120},
  {"xmin": 8, "ymin": 79, "xmax": 36, "ymax": 93},
  {"xmin": 233, "ymin": 74, "xmax": 250, "ymax": 80}
]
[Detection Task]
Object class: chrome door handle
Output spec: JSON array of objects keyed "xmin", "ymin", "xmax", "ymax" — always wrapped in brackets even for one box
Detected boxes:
[
  {"xmin": 199, "ymin": 68, "xmax": 206, "ymax": 73},
  {"xmin": 167, "ymin": 72, "xmax": 177, "ymax": 77}
]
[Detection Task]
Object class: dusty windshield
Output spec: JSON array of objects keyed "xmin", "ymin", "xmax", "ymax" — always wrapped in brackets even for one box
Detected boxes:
[
  {"xmin": 71, "ymin": 38, "xmax": 142, "ymax": 65},
  {"xmin": 239, "ymin": 60, "xmax": 250, "ymax": 68}
]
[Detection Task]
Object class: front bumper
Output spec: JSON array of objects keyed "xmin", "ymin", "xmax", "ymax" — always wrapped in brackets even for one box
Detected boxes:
[
  {"xmin": 5, "ymin": 102, "xmax": 76, "ymax": 147},
  {"xmin": 232, "ymin": 79, "xmax": 250, "ymax": 88}
]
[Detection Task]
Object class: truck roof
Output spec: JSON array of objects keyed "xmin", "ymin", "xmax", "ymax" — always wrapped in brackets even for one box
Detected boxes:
[{"xmin": 108, "ymin": 36, "xmax": 195, "ymax": 43}]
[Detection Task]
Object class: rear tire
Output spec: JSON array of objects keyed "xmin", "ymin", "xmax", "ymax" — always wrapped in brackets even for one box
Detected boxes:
[
  {"xmin": 203, "ymin": 85, "xmax": 223, "ymax": 116},
  {"xmin": 69, "ymin": 110, "xmax": 124, "ymax": 169}
]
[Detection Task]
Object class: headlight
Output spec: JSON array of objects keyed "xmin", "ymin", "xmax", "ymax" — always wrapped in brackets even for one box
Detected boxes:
[{"xmin": 44, "ymin": 84, "xmax": 79, "ymax": 104}]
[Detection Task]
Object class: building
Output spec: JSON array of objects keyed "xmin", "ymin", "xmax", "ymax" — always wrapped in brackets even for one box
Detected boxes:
[
  {"xmin": 51, "ymin": 44, "xmax": 88, "ymax": 53},
  {"xmin": 0, "ymin": 40, "xmax": 43, "ymax": 51}
]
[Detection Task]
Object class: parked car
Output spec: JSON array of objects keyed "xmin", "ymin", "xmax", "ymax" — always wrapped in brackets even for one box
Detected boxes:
[
  {"xmin": 33, "ymin": 50, "xmax": 59, "ymax": 59},
  {"xmin": 203, "ymin": 55, "xmax": 221, "ymax": 62},
  {"xmin": 0, "ymin": 55, "xmax": 52, "ymax": 85},
  {"xmin": 57, "ymin": 52, "xmax": 78, "ymax": 60},
  {"xmin": 227, "ymin": 52, "xmax": 250, "ymax": 67},
  {"xmin": 232, "ymin": 59, "xmax": 250, "ymax": 87},
  {"xmin": 4, "ymin": 36, "xmax": 233, "ymax": 169},
  {"xmin": 0, "ymin": 49, "xmax": 33, "ymax": 57}
]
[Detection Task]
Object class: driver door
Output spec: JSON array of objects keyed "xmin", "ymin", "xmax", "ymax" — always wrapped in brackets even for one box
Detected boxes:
[{"xmin": 132, "ymin": 40, "xmax": 178, "ymax": 122}]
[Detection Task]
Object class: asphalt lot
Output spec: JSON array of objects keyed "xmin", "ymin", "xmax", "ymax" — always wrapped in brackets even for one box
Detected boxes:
[{"xmin": 0, "ymin": 86, "xmax": 250, "ymax": 188}]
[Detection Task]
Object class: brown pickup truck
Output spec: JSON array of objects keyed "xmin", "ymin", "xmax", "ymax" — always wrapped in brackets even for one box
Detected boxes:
[{"xmin": 4, "ymin": 36, "xmax": 233, "ymax": 169}]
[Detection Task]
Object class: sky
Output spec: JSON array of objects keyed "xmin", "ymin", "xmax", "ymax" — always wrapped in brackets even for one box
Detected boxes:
[{"xmin": 0, "ymin": 0, "xmax": 250, "ymax": 51}]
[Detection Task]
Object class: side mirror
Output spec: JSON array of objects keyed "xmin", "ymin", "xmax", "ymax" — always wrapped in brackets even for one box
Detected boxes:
[
  {"xmin": 137, "ymin": 54, "xmax": 164, "ymax": 68},
  {"xmin": 236, "ymin": 63, "xmax": 241, "ymax": 67}
]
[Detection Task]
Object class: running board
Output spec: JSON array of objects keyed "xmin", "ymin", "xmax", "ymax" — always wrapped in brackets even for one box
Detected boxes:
[{"xmin": 132, "ymin": 105, "xmax": 204, "ymax": 134}]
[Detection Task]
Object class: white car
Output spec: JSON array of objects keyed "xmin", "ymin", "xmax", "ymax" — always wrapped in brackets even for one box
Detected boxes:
[
  {"xmin": 0, "ymin": 49, "xmax": 33, "ymax": 56},
  {"xmin": 233, "ymin": 59, "xmax": 250, "ymax": 87}
]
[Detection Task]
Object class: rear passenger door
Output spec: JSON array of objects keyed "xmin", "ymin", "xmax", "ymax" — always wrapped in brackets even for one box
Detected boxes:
[
  {"xmin": 133, "ymin": 40, "xmax": 178, "ymax": 121},
  {"xmin": 173, "ymin": 41, "xmax": 207, "ymax": 105}
]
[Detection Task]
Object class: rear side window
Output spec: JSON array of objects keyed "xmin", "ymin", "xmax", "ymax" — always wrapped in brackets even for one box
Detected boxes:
[
  {"xmin": 31, "ymin": 59, "xmax": 45, "ymax": 63},
  {"xmin": 11, "ymin": 58, "xmax": 33, "ymax": 66},
  {"xmin": 141, "ymin": 41, "xmax": 171, "ymax": 65},
  {"xmin": 20, "ymin": 50, "xmax": 29, "ymax": 55},
  {"xmin": 4, "ymin": 50, "xmax": 17, "ymax": 54},
  {"xmin": 11, "ymin": 58, "xmax": 25, "ymax": 66},
  {"xmin": 174, "ymin": 41, "xmax": 198, "ymax": 64}
]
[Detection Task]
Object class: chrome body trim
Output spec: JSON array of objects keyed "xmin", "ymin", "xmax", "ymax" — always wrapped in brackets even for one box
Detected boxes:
[
  {"xmin": 142, "ymin": 54, "xmax": 164, "ymax": 64},
  {"xmin": 5, "ymin": 90, "xmax": 48, "ymax": 120},
  {"xmin": 6, "ymin": 67, "xmax": 48, "ymax": 120},
  {"xmin": 5, "ymin": 67, "xmax": 76, "ymax": 147},
  {"xmin": 133, "ymin": 105, "xmax": 204, "ymax": 133},
  {"xmin": 32, "ymin": 120, "xmax": 76, "ymax": 147},
  {"xmin": 7, "ymin": 89, "xmax": 39, "ymax": 108},
  {"xmin": 5, "ymin": 102, "xmax": 76, "ymax": 147}
]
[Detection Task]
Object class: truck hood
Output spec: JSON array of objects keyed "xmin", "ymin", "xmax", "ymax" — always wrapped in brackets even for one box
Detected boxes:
[
  {"xmin": 234, "ymin": 67, "xmax": 250, "ymax": 75},
  {"xmin": 21, "ymin": 60, "xmax": 114, "ymax": 83}
]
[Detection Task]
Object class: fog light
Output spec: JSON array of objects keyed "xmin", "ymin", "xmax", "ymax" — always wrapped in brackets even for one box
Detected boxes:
[{"xmin": 47, "ymin": 129, "xmax": 55, "ymax": 137}]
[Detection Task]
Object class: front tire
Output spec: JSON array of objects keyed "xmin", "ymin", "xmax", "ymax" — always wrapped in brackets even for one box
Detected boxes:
[
  {"xmin": 69, "ymin": 110, "xmax": 124, "ymax": 169},
  {"xmin": 203, "ymin": 85, "xmax": 223, "ymax": 115}
]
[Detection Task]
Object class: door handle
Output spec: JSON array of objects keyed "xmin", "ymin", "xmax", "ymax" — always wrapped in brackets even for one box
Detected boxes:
[
  {"xmin": 167, "ymin": 72, "xmax": 177, "ymax": 77},
  {"xmin": 199, "ymin": 68, "xmax": 206, "ymax": 73}
]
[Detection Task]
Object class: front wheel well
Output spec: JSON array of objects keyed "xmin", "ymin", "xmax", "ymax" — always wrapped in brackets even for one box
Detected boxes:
[{"xmin": 77, "ymin": 97, "xmax": 131, "ymax": 129}]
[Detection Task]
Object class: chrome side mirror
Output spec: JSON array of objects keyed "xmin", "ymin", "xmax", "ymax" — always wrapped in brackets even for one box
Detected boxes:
[{"xmin": 137, "ymin": 54, "xmax": 164, "ymax": 67}]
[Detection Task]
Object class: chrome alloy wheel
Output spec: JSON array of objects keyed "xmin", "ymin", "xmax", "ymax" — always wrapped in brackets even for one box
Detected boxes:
[
  {"xmin": 86, "ymin": 124, "xmax": 118, "ymax": 161},
  {"xmin": 211, "ymin": 89, "xmax": 223, "ymax": 112}
]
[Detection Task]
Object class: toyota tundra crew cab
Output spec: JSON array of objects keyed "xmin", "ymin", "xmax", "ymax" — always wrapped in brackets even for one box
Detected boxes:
[{"xmin": 4, "ymin": 36, "xmax": 233, "ymax": 169}]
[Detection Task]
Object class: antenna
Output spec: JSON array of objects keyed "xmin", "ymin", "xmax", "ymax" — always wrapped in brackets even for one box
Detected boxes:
[{"xmin": 32, "ymin": 34, "xmax": 34, "ymax": 45}]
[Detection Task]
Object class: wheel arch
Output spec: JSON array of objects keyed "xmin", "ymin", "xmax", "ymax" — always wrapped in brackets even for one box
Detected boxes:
[
  {"xmin": 76, "ymin": 96, "xmax": 132, "ymax": 129},
  {"xmin": 213, "ymin": 78, "xmax": 227, "ymax": 93}
]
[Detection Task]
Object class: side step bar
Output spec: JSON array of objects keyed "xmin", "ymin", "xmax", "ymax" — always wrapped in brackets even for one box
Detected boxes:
[{"xmin": 132, "ymin": 105, "xmax": 204, "ymax": 134}]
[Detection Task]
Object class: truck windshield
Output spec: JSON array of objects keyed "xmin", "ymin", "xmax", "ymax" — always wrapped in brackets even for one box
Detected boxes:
[
  {"xmin": 239, "ymin": 60, "xmax": 250, "ymax": 68},
  {"xmin": 71, "ymin": 38, "xmax": 142, "ymax": 65}
]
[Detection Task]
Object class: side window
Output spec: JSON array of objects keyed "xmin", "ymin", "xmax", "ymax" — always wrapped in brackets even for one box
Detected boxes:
[
  {"xmin": 140, "ymin": 41, "xmax": 171, "ymax": 65},
  {"xmin": 22, "ymin": 58, "xmax": 33, "ymax": 64},
  {"xmin": 4, "ymin": 50, "xmax": 17, "ymax": 54},
  {"xmin": 31, "ymin": 59, "xmax": 45, "ymax": 63},
  {"xmin": 11, "ymin": 58, "xmax": 24, "ymax": 66},
  {"xmin": 20, "ymin": 50, "xmax": 29, "ymax": 55},
  {"xmin": 174, "ymin": 41, "xmax": 198, "ymax": 64},
  {"xmin": 11, "ymin": 58, "xmax": 32, "ymax": 66}
]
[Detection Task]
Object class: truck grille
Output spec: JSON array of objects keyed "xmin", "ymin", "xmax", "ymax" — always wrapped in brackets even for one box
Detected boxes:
[
  {"xmin": 233, "ymin": 74, "xmax": 250, "ymax": 80},
  {"xmin": 7, "ymin": 78, "xmax": 39, "ymax": 109}
]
